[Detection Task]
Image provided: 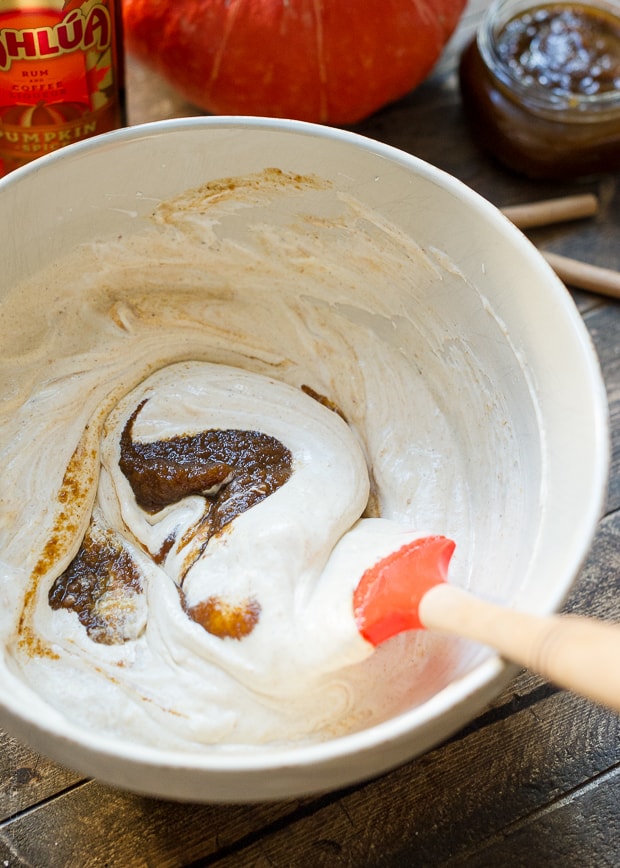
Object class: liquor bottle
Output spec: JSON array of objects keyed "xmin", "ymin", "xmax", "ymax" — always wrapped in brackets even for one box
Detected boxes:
[{"xmin": 0, "ymin": 0, "xmax": 125, "ymax": 177}]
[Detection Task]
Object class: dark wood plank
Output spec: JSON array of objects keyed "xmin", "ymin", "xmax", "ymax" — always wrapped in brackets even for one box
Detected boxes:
[
  {"xmin": 0, "ymin": 732, "xmax": 82, "ymax": 821},
  {"xmin": 449, "ymin": 763, "xmax": 620, "ymax": 867},
  {"xmin": 0, "ymin": 787, "xmax": 306, "ymax": 868},
  {"xmin": 584, "ymin": 302, "xmax": 620, "ymax": 514}
]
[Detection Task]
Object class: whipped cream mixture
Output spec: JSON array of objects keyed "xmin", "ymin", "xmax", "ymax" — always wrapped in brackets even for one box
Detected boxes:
[{"xmin": 0, "ymin": 169, "xmax": 524, "ymax": 749}]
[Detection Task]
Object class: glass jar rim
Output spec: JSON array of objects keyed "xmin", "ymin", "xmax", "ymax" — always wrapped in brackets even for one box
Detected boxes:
[{"xmin": 477, "ymin": 0, "xmax": 620, "ymax": 119}]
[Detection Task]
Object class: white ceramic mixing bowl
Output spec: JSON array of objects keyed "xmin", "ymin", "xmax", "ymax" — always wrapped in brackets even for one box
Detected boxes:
[{"xmin": 0, "ymin": 118, "xmax": 608, "ymax": 802}]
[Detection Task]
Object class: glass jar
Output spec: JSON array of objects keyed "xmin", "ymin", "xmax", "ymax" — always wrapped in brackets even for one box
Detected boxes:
[{"xmin": 459, "ymin": 0, "xmax": 620, "ymax": 179}]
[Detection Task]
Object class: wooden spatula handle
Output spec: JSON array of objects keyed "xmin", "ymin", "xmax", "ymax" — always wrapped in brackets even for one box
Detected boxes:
[{"xmin": 419, "ymin": 583, "xmax": 620, "ymax": 713}]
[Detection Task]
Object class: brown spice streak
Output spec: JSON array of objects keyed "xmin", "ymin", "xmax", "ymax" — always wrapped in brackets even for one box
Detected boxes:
[
  {"xmin": 301, "ymin": 384, "xmax": 348, "ymax": 422},
  {"xmin": 19, "ymin": 428, "xmax": 100, "ymax": 657}
]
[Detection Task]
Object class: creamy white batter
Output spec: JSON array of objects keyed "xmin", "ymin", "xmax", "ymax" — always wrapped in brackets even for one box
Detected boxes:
[{"xmin": 0, "ymin": 169, "xmax": 526, "ymax": 749}]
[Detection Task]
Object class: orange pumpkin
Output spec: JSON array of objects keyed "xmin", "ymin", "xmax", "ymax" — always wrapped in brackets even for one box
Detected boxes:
[
  {"xmin": 0, "ymin": 101, "xmax": 90, "ymax": 126},
  {"xmin": 123, "ymin": 0, "xmax": 467, "ymax": 124}
]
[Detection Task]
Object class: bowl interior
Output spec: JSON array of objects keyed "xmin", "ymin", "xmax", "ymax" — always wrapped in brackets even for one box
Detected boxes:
[{"xmin": 0, "ymin": 119, "xmax": 608, "ymax": 801}]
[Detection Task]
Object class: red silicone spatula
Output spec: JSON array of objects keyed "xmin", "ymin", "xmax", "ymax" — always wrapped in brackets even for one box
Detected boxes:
[{"xmin": 353, "ymin": 536, "xmax": 620, "ymax": 714}]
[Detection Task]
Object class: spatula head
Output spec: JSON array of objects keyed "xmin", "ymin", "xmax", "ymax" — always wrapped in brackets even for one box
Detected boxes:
[{"xmin": 353, "ymin": 535, "xmax": 455, "ymax": 646}]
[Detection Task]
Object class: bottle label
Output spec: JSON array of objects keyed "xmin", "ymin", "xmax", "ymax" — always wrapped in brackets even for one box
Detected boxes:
[{"xmin": 0, "ymin": 1, "xmax": 124, "ymax": 176}]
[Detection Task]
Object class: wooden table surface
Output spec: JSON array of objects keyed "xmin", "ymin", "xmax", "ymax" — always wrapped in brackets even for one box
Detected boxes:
[{"xmin": 2, "ymin": 2, "xmax": 620, "ymax": 865}]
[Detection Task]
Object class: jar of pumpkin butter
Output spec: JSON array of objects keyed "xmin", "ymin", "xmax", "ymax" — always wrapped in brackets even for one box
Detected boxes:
[{"xmin": 459, "ymin": 0, "xmax": 620, "ymax": 179}]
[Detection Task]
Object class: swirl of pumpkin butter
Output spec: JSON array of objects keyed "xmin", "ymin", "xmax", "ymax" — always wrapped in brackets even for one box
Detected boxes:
[
  {"xmin": 17, "ymin": 361, "xmax": 433, "ymax": 747},
  {"xmin": 97, "ymin": 360, "xmax": 373, "ymax": 677}
]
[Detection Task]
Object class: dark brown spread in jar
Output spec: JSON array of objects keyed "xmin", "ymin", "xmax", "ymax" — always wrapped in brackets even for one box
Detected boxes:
[
  {"xmin": 496, "ymin": 5, "xmax": 620, "ymax": 95},
  {"xmin": 459, "ymin": 1, "xmax": 620, "ymax": 178}
]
